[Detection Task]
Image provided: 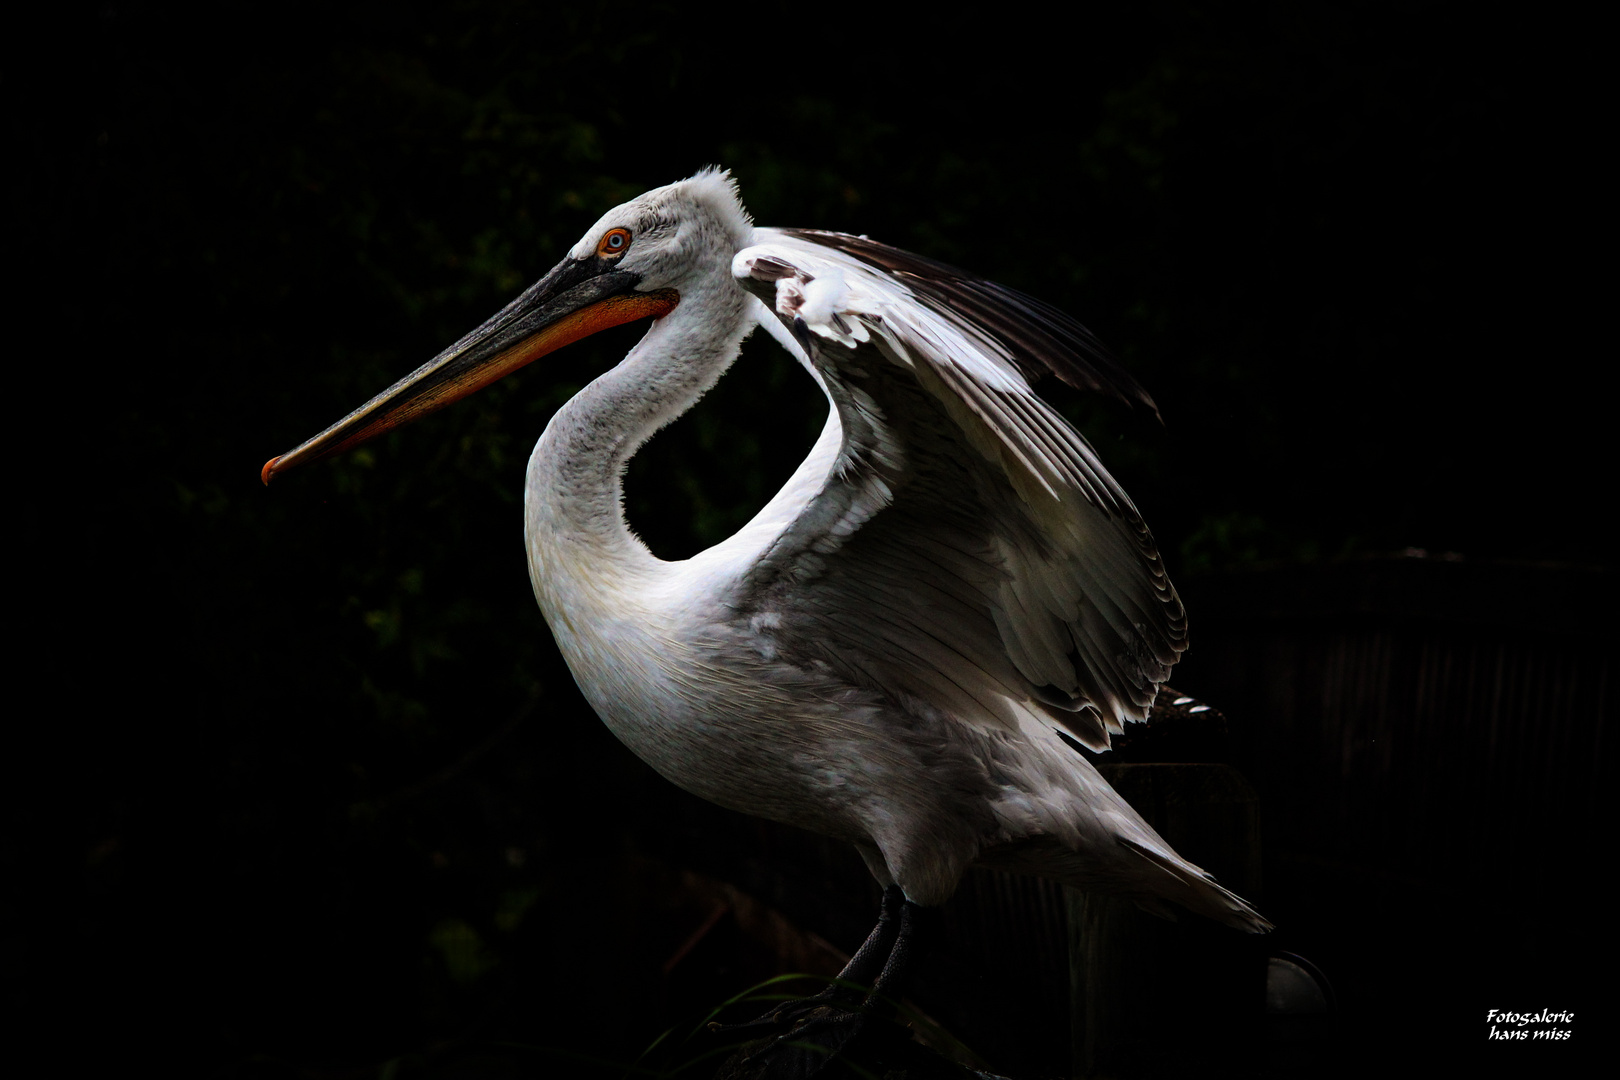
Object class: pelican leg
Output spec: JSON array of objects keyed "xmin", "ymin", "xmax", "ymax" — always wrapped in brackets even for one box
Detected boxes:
[
  {"xmin": 719, "ymin": 892, "xmax": 925, "ymax": 1079},
  {"xmin": 827, "ymin": 884, "xmax": 907, "ymax": 998},
  {"xmin": 767, "ymin": 897, "xmax": 920, "ymax": 1039},
  {"xmin": 863, "ymin": 894, "xmax": 917, "ymax": 1008},
  {"xmin": 716, "ymin": 885, "xmax": 904, "ymax": 1036}
]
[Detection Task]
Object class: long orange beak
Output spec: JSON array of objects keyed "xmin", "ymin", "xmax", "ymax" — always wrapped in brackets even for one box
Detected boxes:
[{"xmin": 262, "ymin": 257, "xmax": 678, "ymax": 484}]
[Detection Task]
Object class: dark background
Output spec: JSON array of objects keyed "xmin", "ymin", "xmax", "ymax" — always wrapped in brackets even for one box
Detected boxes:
[{"xmin": 13, "ymin": 2, "xmax": 1606, "ymax": 1077}]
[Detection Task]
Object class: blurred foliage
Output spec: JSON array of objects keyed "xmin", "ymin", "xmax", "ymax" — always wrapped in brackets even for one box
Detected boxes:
[{"xmin": 10, "ymin": 0, "xmax": 1602, "ymax": 1076}]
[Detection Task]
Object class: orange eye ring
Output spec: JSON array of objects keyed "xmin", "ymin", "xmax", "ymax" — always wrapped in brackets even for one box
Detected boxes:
[{"xmin": 597, "ymin": 228, "xmax": 631, "ymax": 258}]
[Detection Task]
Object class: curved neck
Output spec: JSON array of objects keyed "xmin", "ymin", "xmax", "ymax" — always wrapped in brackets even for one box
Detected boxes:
[{"xmin": 524, "ymin": 277, "xmax": 754, "ymax": 578}]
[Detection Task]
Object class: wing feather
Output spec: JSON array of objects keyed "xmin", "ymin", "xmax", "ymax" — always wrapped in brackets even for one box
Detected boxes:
[
  {"xmin": 730, "ymin": 231, "xmax": 1186, "ymax": 751},
  {"xmin": 779, "ymin": 229, "xmax": 1161, "ymax": 420}
]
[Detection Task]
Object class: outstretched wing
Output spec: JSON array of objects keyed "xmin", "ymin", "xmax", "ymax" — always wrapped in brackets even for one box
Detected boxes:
[{"xmin": 728, "ymin": 229, "xmax": 1186, "ymax": 750}]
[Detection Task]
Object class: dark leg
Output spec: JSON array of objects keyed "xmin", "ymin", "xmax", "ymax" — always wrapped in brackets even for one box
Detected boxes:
[
  {"xmin": 719, "ymin": 892, "xmax": 926, "ymax": 1078},
  {"xmin": 863, "ymin": 894, "xmax": 917, "ymax": 1011},
  {"xmin": 780, "ymin": 884, "xmax": 910, "ymax": 1019},
  {"xmin": 829, "ymin": 884, "xmax": 906, "ymax": 995},
  {"xmin": 716, "ymin": 885, "xmax": 904, "ymax": 1033}
]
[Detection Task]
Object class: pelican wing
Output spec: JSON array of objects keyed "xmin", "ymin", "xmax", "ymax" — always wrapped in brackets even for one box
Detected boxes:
[{"xmin": 730, "ymin": 230, "xmax": 1186, "ymax": 749}]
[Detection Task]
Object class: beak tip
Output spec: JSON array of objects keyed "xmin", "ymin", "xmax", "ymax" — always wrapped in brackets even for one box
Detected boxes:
[{"xmin": 261, "ymin": 456, "xmax": 281, "ymax": 486}]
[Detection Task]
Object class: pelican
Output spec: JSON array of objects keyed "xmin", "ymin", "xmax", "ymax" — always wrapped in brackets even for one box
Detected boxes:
[{"xmin": 265, "ymin": 168, "xmax": 1267, "ymax": 1035}]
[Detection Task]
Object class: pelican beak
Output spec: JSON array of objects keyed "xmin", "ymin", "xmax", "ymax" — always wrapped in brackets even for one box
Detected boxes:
[{"xmin": 262, "ymin": 257, "xmax": 679, "ymax": 483}]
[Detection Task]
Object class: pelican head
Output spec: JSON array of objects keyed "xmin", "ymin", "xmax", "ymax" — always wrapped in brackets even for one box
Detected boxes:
[
  {"xmin": 569, "ymin": 168, "xmax": 752, "ymax": 293},
  {"xmin": 261, "ymin": 168, "xmax": 752, "ymax": 484}
]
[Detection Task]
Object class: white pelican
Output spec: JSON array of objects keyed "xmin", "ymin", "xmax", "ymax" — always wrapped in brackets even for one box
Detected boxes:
[{"xmin": 264, "ymin": 168, "xmax": 1267, "ymax": 1030}]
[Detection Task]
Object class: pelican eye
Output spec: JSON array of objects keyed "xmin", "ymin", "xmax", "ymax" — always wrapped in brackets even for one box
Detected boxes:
[{"xmin": 597, "ymin": 228, "xmax": 631, "ymax": 258}]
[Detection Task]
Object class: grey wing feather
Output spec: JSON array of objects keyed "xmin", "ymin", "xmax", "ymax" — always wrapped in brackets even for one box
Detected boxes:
[{"xmin": 731, "ymin": 231, "xmax": 1186, "ymax": 750}]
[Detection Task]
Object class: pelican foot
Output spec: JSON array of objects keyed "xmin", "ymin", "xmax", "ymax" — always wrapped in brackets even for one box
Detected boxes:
[
  {"xmin": 707, "ymin": 980, "xmax": 869, "ymax": 1038},
  {"xmin": 715, "ymin": 1003, "xmax": 875, "ymax": 1080},
  {"xmin": 713, "ymin": 889, "xmax": 926, "ymax": 1077}
]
